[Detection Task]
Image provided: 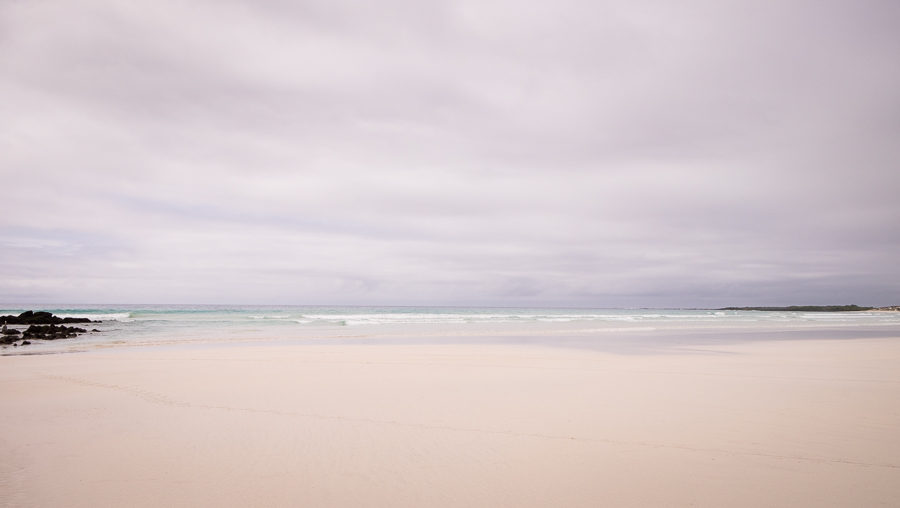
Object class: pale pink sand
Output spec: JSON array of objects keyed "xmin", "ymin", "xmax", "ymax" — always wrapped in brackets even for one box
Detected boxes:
[{"xmin": 2, "ymin": 337, "xmax": 899, "ymax": 507}]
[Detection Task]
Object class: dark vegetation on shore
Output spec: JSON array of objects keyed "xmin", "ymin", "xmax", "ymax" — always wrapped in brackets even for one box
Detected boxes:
[
  {"xmin": 2, "ymin": 311, "xmax": 101, "ymax": 346},
  {"xmin": 718, "ymin": 305, "xmax": 880, "ymax": 312}
]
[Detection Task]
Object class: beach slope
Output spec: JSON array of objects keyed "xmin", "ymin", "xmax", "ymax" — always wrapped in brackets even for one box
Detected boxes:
[{"xmin": 2, "ymin": 337, "xmax": 900, "ymax": 507}]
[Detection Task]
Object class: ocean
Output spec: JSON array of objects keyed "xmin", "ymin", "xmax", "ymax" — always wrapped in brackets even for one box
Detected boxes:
[{"xmin": 3, "ymin": 304, "xmax": 900, "ymax": 354}]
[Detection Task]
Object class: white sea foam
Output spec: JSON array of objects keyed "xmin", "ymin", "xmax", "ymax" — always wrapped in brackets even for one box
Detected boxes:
[
  {"xmin": 54, "ymin": 312, "xmax": 133, "ymax": 322},
  {"xmin": 4, "ymin": 305, "xmax": 899, "ymax": 355},
  {"xmin": 282, "ymin": 310, "xmax": 900, "ymax": 326},
  {"xmin": 292, "ymin": 318, "xmax": 347, "ymax": 326}
]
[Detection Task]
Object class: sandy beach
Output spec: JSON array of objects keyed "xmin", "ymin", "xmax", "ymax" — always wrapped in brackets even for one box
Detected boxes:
[
  {"xmin": 5, "ymin": 0, "xmax": 899, "ymax": 504},
  {"xmin": 2, "ymin": 336, "xmax": 900, "ymax": 507}
]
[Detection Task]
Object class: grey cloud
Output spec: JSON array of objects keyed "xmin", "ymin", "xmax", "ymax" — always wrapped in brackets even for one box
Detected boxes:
[{"xmin": 2, "ymin": 0, "xmax": 899, "ymax": 306}]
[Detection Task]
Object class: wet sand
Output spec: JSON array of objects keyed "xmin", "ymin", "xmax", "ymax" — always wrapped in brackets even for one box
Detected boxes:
[{"xmin": 2, "ymin": 336, "xmax": 899, "ymax": 507}]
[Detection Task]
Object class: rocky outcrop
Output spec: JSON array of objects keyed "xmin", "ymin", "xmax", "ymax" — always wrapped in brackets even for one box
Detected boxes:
[
  {"xmin": 0, "ymin": 311, "xmax": 97, "ymax": 325},
  {"xmin": 1, "ymin": 311, "xmax": 100, "ymax": 345},
  {"xmin": 1, "ymin": 330, "xmax": 21, "ymax": 345},
  {"xmin": 21, "ymin": 324, "xmax": 88, "ymax": 340}
]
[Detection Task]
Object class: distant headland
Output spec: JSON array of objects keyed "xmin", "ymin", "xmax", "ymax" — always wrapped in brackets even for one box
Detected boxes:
[{"xmin": 718, "ymin": 305, "xmax": 900, "ymax": 312}]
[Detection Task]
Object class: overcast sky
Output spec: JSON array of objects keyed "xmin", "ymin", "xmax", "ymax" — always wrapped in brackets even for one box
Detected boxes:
[{"xmin": 1, "ymin": 0, "xmax": 898, "ymax": 307}]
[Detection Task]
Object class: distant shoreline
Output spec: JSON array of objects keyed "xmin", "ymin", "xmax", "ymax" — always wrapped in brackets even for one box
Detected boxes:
[{"xmin": 718, "ymin": 305, "xmax": 899, "ymax": 312}]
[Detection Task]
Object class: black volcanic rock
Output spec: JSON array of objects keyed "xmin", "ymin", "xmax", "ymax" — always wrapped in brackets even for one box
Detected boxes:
[
  {"xmin": 22, "ymin": 324, "xmax": 88, "ymax": 340},
  {"xmin": 1, "ymin": 312, "xmax": 99, "ymax": 345},
  {"xmin": 61, "ymin": 317, "xmax": 94, "ymax": 323},
  {"xmin": 0, "ymin": 310, "xmax": 96, "ymax": 325}
]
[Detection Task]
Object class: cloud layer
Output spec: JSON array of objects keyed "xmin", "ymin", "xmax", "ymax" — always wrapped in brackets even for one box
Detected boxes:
[{"xmin": 2, "ymin": 0, "xmax": 899, "ymax": 306}]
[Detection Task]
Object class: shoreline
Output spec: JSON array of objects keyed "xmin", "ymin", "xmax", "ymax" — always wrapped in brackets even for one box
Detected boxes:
[
  {"xmin": 4, "ymin": 320, "xmax": 900, "ymax": 357},
  {"xmin": 4, "ymin": 304, "xmax": 900, "ymax": 357}
]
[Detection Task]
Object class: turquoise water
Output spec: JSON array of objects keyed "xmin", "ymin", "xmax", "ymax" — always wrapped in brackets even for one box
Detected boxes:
[{"xmin": 3, "ymin": 304, "xmax": 900, "ymax": 354}]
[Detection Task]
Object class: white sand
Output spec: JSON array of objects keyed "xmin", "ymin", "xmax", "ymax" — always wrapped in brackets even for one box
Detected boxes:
[{"xmin": 2, "ymin": 337, "xmax": 900, "ymax": 507}]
